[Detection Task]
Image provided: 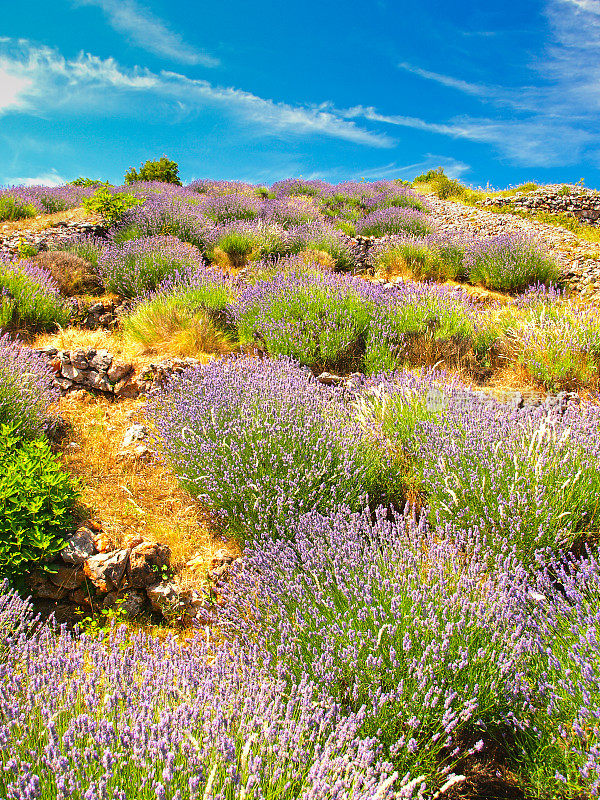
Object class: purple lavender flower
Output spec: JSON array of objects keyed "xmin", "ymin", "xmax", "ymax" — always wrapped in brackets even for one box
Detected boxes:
[{"xmin": 0, "ymin": 333, "xmax": 59, "ymax": 438}]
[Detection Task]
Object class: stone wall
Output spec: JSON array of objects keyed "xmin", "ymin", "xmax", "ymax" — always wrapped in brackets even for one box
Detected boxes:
[
  {"xmin": 27, "ymin": 523, "xmax": 233, "ymax": 626},
  {"xmin": 481, "ymin": 187, "xmax": 600, "ymax": 224},
  {"xmin": 0, "ymin": 221, "xmax": 106, "ymax": 258},
  {"xmin": 33, "ymin": 346, "xmax": 202, "ymax": 398}
]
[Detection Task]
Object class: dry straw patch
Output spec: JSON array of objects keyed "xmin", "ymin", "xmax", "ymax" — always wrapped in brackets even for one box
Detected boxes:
[{"xmin": 57, "ymin": 391, "xmax": 220, "ymax": 591}]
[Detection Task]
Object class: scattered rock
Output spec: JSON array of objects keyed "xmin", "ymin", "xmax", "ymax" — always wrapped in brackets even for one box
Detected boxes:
[
  {"xmin": 47, "ymin": 563, "xmax": 86, "ymax": 590},
  {"xmin": 61, "ymin": 526, "xmax": 98, "ymax": 566},
  {"xmin": 127, "ymin": 542, "xmax": 171, "ymax": 588},
  {"xmin": 84, "ymin": 549, "xmax": 129, "ymax": 593}
]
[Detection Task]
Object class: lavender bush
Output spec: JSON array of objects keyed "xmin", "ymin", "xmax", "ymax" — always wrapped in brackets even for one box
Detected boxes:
[
  {"xmin": 97, "ymin": 235, "xmax": 205, "ymax": 297},
  {"xmin": 147, "ymin": 356, "xmax": 395, "ymax": 543},
  {"xmin": 368, "ymin": 235, "xmax": 468, "ymax": 282},
  {"xmin": 355, "ymin": 208, "xmax": 431, "ymax": 239},
  {"xmin": 0, "ymin": 583, "xmax": 405, "ymax": 800},
  {"xmin": 518, "ymin": 552, "xmax": 600, "ymax": 797},
  {"xmin": 0, "ymin": 259, "xmax": 72, "ymax": 332},
  {"xmin": 198, "ymin": 193, "xmax": 262, "ymax": 223},
  {"xmin": 223, "ymin": 506, "xmax": 533, "ymax": 786},
  {"xmin": 0, "ymin": 334, "xmax": 59, "ymax": 439},
  {"xmin": 259, "ymin": 196, "xmax": 321, "ymax": 227},
  {"xmin": 499, "ymin": 288, "xmax": 600, "ymax": 390},
  {"xmin": 371, "ymin": 376, "xmax": 600, "ymax": 564},
  {"xmin": 230, "ymin": 267, "xmax": 376, "ymax": 372},
  {"xmin": 465, "ymin": 234, "xmax": 561, "ymax": 293},
  {"xmin": 363, "ymin": 282, "xmax": 486, "ymax": 374},
  {"xmin": 115, "ymin": 195, "xmax": 213, "ymax": 249},
  {"xmin": 287, "ymin": 222, "xmax": 354, "ymax": 271}
]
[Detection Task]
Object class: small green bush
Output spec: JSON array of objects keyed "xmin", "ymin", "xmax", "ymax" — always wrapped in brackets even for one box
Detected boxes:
[
  {"xmin": 69, "ymin": 178, "xmax": 110, "ymax": 187},
  {"xmin": 82, "ymin": 188, "xmax": 143, "ymax": 224},
  {"xmin": 0, "ymin": 424, "xmax": 78, "ymax": 580},
  {"xmin": 125, "ymin": 156, "xmax": 182, "ymax": 186},
  {"xmin": 466, "ymin": 237, "xmax": 561, "ymax": 294},
  {"xmin": 413, "ymin": 167, "xmax": 465, "ymax": 199},
  {"xmin": 123, "ymin": 282, "xmax": 234, "ymax": 356},
  {"xmin": 0, "ymin": 197, "xmax": 37, "ymax": 223}
]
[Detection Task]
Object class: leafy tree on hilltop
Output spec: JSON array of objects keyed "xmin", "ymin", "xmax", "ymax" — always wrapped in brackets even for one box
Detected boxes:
[{"xmin": 125, "ymin": 156, "xmax": 182, "ymax": 186}]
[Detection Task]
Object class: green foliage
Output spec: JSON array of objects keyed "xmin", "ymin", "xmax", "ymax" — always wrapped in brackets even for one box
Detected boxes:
[
  {"xmin": 0, "ymin": 197, "xmax": 37, "ymax": 223},
  {"xmin": 69, "ymin": 178, "xmax": 110, "ymax": 187},
  {"xmin": 82, "ymin": 187, "xmax": 143, "ymax": 224},
  {"xmin": 0, "ymin": 424, "xmax": 78, "ymax": 580},
  {"xmin": 16, "ymin": 239, "xmax": 38, "ymax": 259},
  {"xmin": 413, "ymin": 167, "xmax": 466, "ymax": 199},
  {"xmin": 125, "ymin": 156, "xmax": 182, "ymax": 186}
]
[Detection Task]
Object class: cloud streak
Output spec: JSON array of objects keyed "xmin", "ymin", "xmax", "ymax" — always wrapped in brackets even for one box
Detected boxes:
[
  {"xmin": 0, "ymin": 40, "xmax": 392, "ymax": 149},
  {"xmin": 72, "ymin": 0, "xmax": 217, "ymax": 66}
]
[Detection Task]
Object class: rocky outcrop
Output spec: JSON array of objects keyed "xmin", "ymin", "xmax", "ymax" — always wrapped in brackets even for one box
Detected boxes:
[
  {"xmin": 0, "ymin": 221, "xmax": 106, "ymax": 258},
  {"xmin": 26, "ymin": 523, "xmax": 221, "ymax": 626},
  {"xmin": 481, "ymin": 186, "xmax": 600, "ymax": 224},
  {"xmin": 32, "ymin": 347, "xmax": 203, "ymax": 398}
]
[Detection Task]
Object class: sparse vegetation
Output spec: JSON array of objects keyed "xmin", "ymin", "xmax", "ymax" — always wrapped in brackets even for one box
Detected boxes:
[{"xmin": 3, "ymin": 175, "xmax": 600, "ymax": 800}]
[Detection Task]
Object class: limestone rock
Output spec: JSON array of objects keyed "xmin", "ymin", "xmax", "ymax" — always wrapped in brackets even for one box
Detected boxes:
[
  {"xmin": 26, "ymin": 570, "xmax": 69, "ymax": 601},
  {"xmin": 61, "ymin": 526, "xmax": 97, "ymax": 565},
  {"xmin": 48, "ymin": 563, "xmax": 86, "ymax": 590},
  {"xmin": 127, "ymin": 542, "xmax": 171, "ymax": 588},
  {"xmin": 84, "ymin": 549, "xmax": 129, "ymax": 593}
]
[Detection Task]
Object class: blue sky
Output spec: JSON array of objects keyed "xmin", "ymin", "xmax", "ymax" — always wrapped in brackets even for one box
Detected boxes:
[{"xmin": 1, "ymin": 0, "xmax": 599, "ymax": 188}]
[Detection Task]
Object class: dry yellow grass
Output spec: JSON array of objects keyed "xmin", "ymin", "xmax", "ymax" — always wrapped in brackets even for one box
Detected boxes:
[
  {"xmin": 56, "ymin": 391, "xmax": 231, "ymax": 591},
  {"xmin": 33, "ymin": 326, "xmax": 220, "ymax": 370}
]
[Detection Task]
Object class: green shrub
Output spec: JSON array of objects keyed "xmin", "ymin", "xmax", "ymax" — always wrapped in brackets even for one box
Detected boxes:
[
  {"xmin": 123, "ymin": 281, "xmax": 234, "ymax": 356},
  {"xmin": 125, "ymin": 156, "xmax": 182, "ymax": 186},
  {"xmin": 69, "ymin": 177, "xmax": 110, "ymax": 187},
  {"xmin": 466, "ymin": 236, "xmax": 561, "ymax": 294},
  {"xmin": 369, "ymin": 237, "xmax": 467, "ymax": 282},
  {"xmin": 498, "ymin": 293, "xmax": 600, "ymax": 390},
  {"xmin": 0, "ymin": 197, "xmax": 37, "ymax": 223},
  {"xmin": 82, "ymin": 188, "xmax": 143, "ymax": 224},
  {"xmin": 0, "ymin": 424, "xmax": 78, "ymax": 580},
  {"xmin": 413, "ymin": 167, "xmax": 466, "ymax": 199},
  {"xmin": 363, "ymin": 287, "xmax": 482, "ymax": 374}
]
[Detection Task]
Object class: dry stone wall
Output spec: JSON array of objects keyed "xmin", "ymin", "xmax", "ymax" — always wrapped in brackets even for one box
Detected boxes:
[
  {"xmin": 33, "ymin": 346, "xmax": 202, "ymax": 398},
  {"xmin": 27, "ymin": 522, "xmax": 229, "ymax": 626},
  {"xmin": 481, "ymin": 186, "xmax": 600, "ymax": 224}
]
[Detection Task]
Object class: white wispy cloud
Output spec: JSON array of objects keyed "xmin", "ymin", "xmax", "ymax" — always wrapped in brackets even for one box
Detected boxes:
[
  {"xmin": 0, "ymin": 40, "xmax": 391, "ymax": 149},
  {"xmin": 344, "ymin": 105, "xmax": 594, "ymax": 166},
  {"xmin": 3, "ymin": 169, "xmax": 66, "ymax": 187},
  {"xmin": 353, "ymin": 0, "xmax": 600, "ymax": 168},
  {"xmin": 397, "ymin": 63, "xmax": 489, "ymax": 98},
  {"xmin": 72, "ymin": 0, "xmax": 217, "ymax": 66},
  {"xmin": 316, "ymin": 157, "xmax": 470, "ymax": 182}
]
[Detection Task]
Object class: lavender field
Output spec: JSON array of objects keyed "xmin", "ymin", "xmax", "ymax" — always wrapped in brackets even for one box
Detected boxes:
[{"xmin": 2, "ymin": 175, "xmax": 600, "ymax": 799}]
